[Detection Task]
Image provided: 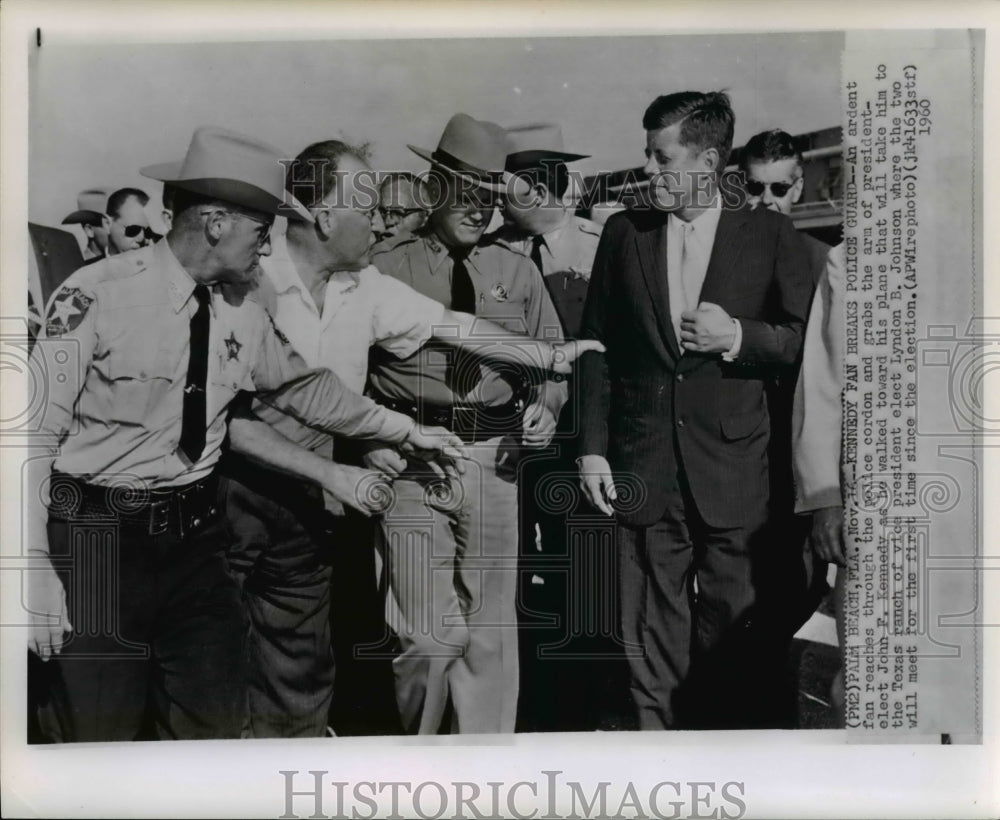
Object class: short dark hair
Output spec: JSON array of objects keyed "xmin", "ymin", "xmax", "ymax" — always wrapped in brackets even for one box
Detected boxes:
[
  {"xmin": 739, "ymin": 129, "xmax": 804, "ymax": 173},
  {"xmin": 511, "ymin": 159, "xmax": 570, "ymax": 200},
  {"xmin": 642, "ymin": 91, "xmax": 735, "ymax": 171},
  {"xmin": 106, "ymin": 187, "xmax": 150, "ymax": 218},
  {"xmin": 379, "ymin": 171, "xmax": 427, "ymax": 205},
  {"xmin": 285, "ymin": 139, "xmax": 370, "ymax": 209}
]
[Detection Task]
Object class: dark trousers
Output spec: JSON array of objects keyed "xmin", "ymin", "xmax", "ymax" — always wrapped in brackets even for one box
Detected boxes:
[
  {"xmin": 517, "ymin": 439, "xmax": 632, "ymax": 732},
  {"xmin": 617, "ymin": 466, "xmax": 767, "ymax": 730},
  {"xmin": 221, "ymin": 465, "xmax": 336, "ymax": 739},
  {"xmin": 38, "ymin": 509, "xmax": 247, "ymax": 742}
]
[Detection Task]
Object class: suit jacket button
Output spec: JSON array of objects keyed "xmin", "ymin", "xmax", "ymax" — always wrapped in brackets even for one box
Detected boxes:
[
  {"xmin": 677, "ymin": 418, "xmax": 685, "ymax": 427},
  {"xmin": 676, "ymin": 373, "xmax": 684, "ymax": 382}
]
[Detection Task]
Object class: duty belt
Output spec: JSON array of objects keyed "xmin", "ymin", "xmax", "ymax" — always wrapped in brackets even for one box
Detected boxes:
[
  {"xmin": 47, "ymin": 471, "xmax": 220, "ymax": 538},
  {"xmin": 372, "ymin": 393, "xmax": 527, "ymax": 443}
]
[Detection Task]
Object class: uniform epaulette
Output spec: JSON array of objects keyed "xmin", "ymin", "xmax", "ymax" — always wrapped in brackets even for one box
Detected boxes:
[{"xmin": 574, "ymin": 215, "xmax": 603, "ymax": 238}]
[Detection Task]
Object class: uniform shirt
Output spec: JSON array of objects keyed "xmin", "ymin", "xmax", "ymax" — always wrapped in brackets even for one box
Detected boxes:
[
  {"xmin": 260, "ymin": 229, "xmax": 445, "ymax": 392},
  {"xmin": 485, "ymin": 213, "xmax": 601, "ymax": 337},
  {"xmin": 369, "ymin": 230, "xmax": 565, "ymax": 407},
  {"xmin": 35, "ymin": 240, "xmax": 414, "ymax": 489}
]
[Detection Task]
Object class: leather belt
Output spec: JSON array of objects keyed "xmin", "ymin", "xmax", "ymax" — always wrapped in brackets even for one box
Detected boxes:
[
  {"xmin": 48, "ymin": 472, "xmax": 220, "ymax": 538},
  {"xmin": 373, "ymin": 393, "xmax": 527, "ymax": 443}
]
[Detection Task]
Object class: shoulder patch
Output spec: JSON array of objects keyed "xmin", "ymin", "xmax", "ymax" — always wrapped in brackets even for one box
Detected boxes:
[{"xmin": 45, "ymin": 287, "xmax": 94, "ymax": 337}]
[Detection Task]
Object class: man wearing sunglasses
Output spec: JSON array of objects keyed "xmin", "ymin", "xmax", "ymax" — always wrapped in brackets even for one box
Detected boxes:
[
  {"xmin": 739, "ymin": 128, "xmax": 833, "ymax": 726},
  {"xmin": 377, "ymin": 172, "xmax": 429, "ymax": 241},
  {"xmin": 106, "ymin": 187, "xmax": 160, "ymax": 254}
]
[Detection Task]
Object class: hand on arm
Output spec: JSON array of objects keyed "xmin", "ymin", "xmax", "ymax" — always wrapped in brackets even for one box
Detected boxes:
[{"xmin": 679, "ymin": 302, "xmax": 737, "ymax": 354}]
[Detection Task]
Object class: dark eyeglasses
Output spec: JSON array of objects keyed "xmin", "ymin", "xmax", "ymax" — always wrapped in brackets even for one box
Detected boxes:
[
  {"xmin": 745, "ymin": 180, "xmax": 795, "ymax": 198},
  {"xmin": 123, "ymin": 224, "xmax": 158, "ymax": 240}
]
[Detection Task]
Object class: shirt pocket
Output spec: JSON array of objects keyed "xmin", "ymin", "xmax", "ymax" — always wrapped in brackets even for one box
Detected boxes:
[{"xmin": 106, "ymin": 346, "xmax": 179, "ymax": 426}]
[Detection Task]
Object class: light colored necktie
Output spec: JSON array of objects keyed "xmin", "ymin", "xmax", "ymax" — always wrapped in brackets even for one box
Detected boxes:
[{"xmin": 680, "ymin": 221, "xmax": 700, "ymax": 312}]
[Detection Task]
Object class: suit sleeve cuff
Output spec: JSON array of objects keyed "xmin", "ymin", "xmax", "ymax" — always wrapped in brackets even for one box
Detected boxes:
[{"xmin": 721, "ymin": 318, "xmax": 742, "ymax": 362}]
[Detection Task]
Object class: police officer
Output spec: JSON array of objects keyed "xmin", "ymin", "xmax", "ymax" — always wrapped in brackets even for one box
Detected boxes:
[
  {"xmin": 26, "ymin": 125, "xmax": 465, "ymax": 743},
  {"xmin": 368, "ymin": 114, "xmax": 568, "ymax": 734},
  {"xmin": 486, "ymin": 124, "xmax": 624, "ymax": 731}
]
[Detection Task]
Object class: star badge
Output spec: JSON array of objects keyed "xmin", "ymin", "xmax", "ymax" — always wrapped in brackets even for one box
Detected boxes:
[
  {"xmin": 45, "ymin": 287, "xmax": 94, "ymax": 337},
  {"xmin": 224, "ymin": 331, "xmax": 243, "ymax": 362}
]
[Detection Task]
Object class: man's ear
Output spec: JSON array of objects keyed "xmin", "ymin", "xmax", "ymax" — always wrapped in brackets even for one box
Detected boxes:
[
  {"xmin": 204, "ymin": 209, "xmax": 229, "ymax": 241},
  {"xmin": 700, "ymin": 147, "xmax": 721, "ymax": 173},
  {"xmin": 313, "ymin": 206, "xmax": 335, "ymax": 239},
  {"xmin": 82, "ymin": 224, "xmax": 95, "ymax": 239},
  {"xmin": 791, "ymin": 175, "xmax": 805, "ymax": 205}
]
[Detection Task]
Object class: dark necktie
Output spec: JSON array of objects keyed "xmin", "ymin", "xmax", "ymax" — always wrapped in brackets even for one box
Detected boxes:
[
  {"xmin": 449, "ymin": 249, "xmax": 477, "ymax": 313},
  {"xmin": 530, "ymin": 234, "xmax": 545, "ymax": 274},
  {"xmin": 179, "ymin": 285, "xmax": 210, "ymax": 464}
]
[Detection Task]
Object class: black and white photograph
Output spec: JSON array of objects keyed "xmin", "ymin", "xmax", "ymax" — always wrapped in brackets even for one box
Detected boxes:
[{"xmin": 1, "ymin": 2, "xmax": 996, "ymax": 818}]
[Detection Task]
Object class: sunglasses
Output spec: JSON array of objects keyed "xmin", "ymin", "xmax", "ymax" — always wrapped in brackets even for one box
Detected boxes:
[
  {"xmin": 122, "ymin": 224, "xmax": 159, "ymax": 240},
  {"xmin": 745, "ymin": 180, "xmax": 796, "ymax": 198}
]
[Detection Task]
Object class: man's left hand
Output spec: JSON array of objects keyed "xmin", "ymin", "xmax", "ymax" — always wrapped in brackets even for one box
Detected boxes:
[
  {"xmin": 521, "ymin": 401, "xmax": 557, "ymax": 448},
  {"xmin": 680, "ymin": 302, "xmax": 736, "ymax": 353},
  {"xmin": 400, "ymin": 425, "xmax": 468, "ymax": 478}
]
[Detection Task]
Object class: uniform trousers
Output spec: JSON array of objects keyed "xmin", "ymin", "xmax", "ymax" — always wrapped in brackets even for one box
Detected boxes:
[
  {"xmin": 378, "ymin": 435, "xmax": 520, "ymax": 734},
  {"xmin": 38, "ymin": 505, "xmax": 247, "ymax": 742},
  {"xmin": 617, "ymin": 461, "xmax": 768, "ymax": 730},
  {"xmin": 221, "ymin": 462, "xmax": 336, "ymax": 738}
]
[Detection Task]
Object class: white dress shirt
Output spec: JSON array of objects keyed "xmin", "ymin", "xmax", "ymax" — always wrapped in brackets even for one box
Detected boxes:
[
  {"xmin": 262, "ymin": 230, "xmax": 446, "ymax": 392},
  {"xmin": 666, "ymin": 203, "xmax": 741, "ymax": 359}
]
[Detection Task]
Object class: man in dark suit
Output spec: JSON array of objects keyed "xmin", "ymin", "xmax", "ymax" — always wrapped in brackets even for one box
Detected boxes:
[{"xmin": 577, "ymin": 91, "xmax": 813, "ymax": 730}]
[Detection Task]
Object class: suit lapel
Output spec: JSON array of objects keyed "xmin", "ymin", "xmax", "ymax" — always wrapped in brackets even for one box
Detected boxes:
[
  {"xmin": 698, "ymin": 206, "xmax": 751, "ymax": 305},
  {"xmin": 634, "ymin": 219, "xmax": 681, "ymax": 361}
]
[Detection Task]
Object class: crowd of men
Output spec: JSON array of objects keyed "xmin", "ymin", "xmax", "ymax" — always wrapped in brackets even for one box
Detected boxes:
[{"xmin": 26, "ymin": 89, "xmax": 846, "ymax": 742}]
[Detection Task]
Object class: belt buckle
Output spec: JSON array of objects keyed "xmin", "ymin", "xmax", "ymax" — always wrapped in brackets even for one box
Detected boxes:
[{"xmin": 149, "ymin": 499, "xmax": 171, "ymax": 535}]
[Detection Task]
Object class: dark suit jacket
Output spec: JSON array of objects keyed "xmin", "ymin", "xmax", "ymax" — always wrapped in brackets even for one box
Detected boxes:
[{"xmin": 578, "ymin": 205, "xmax": 812, "ymax": 529}]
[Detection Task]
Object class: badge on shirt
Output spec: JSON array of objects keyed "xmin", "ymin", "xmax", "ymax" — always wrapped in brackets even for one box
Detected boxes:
[
  {"xmin": 45, "ymin": 287, "xmax": 93, "ymax": 337},
  {"xmin": 490, "ymin": 283, "xmax": 509, "ymax": 302},
  {"xmin": 224, "ymin": 331, "xmax": 243, "ymax": 362}
]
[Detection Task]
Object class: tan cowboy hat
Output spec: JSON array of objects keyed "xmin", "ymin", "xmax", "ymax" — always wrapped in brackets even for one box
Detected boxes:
[
  {"xmin": 504, "ymin": 123, "xmax": 589, "ymax": 173},
  {"xmin": 61, "ymin": 188, "xmax": 111, "ymax": 225},
  {"xmin": 408, "ymin": 113, "xmax": 509, "ymax": 191},
  {"xmin": 140, "ymin": 126, "xmax": 314, "ymax": 223}
]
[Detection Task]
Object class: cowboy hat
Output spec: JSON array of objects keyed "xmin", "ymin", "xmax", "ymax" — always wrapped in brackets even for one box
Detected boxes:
[
  {"xmin": 504, "ymin": 123, "xmax": 589, "ymax": 173},
  {"xmin": 140, "ymin": 126, "xmax": 314, "ymax": 223},
  {"xmin": 61, "ymin": 188, "xmax": 111, "ymax": 226},
  {"xmin": 408, "ymin": 113, "xmax": 509, "ymax": 191}
]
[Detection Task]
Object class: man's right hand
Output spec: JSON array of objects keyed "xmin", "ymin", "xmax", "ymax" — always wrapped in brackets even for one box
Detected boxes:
[
  {"xmin": 578, "ymin": 454, "xmax": 617, "ymax": 516},
  {"xmin": 810, "ymin": 504, "xmax": 845, "ymax": 567},
  {"xmin": 27, "ymin": 552, "xmax": 72, "ymax": 660},
  {"xmin": 362, "ymin": 446, "xmax": 408, "ymax": 479},
  {"xmin": 400, "ymin": 425, "xmax": 468, "ymax": 478}
]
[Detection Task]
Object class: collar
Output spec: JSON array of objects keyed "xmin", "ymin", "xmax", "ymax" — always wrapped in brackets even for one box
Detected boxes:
[
  {"xmin": 158, "ymin": 239, "xmax": 203, "ymax": 314},
  {"xmin": 669, "ymin": 198, "xmax": 723, "ymax": 234}
]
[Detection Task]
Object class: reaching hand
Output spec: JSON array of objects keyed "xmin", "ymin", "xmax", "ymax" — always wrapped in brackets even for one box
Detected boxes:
[
  {"xmin": 810, "ymin": 505, "xmax": 845, "ymax": 567},
  {"xmin": 680, "ymin": 302, "xmax": 736, "ymax": 353},
  {"xmin": 362, "ymin": 446, "xmax": 408, "ymax": 479},
  {"xmin": 521, "ymin": 401, "xmax": 557, "ymax": 448},
  {"xmin": 578, "ymin": 454, "xmax": 617, "ymax": 516},
  {"xmin": 400, "ymin": 425, "xmax": 468, "ymax": 478},
  {"xmin": 549, "ymin": 339, "xmax": 606, "ymax": 374},
  {"xmin": 27, "ymin": 552, "xmax": 72, "ymax": 660}
]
